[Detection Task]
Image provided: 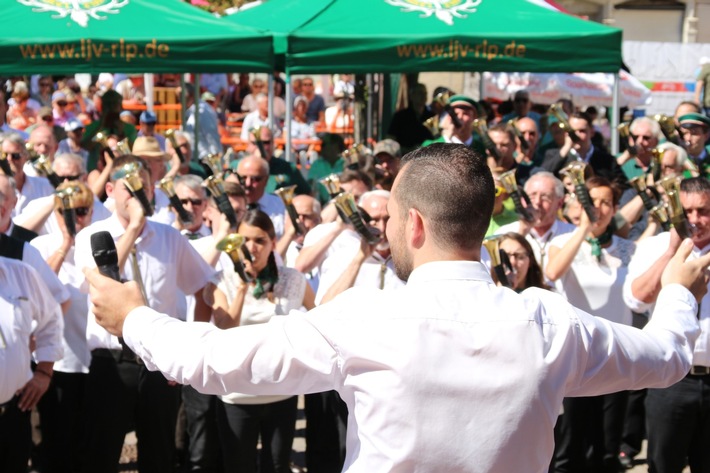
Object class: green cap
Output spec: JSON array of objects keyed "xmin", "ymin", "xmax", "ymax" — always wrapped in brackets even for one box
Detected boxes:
[
  {"xmin": 449, "ymin": 95, "xmax": 478, "ymax": 109},
  {"xmin": 678, "ymin": 112, "xmax": 710, "ymax": 129}
]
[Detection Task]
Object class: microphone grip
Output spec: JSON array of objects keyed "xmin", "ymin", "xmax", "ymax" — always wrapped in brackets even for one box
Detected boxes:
[
  {"xmin": 214, "ymin": 194, "xmax": 238, "ymax": 229},
  {"xmin": 97, "ymin": 262, "xmax": 121, "ymax": 282},
  {"xmin": 63, "ymin": 208, "xmax": 77, "ymax": 237},
  {"xmin": 575, "ymin": 183, "xmax": 598, "ymax": 223},
  {"xmin": 169, "ymin": 195, "xmax": 194, "ymax": 225},
  {"xmin": 132, "ymin": 188, "xmax": 154, "ymax": 217}
]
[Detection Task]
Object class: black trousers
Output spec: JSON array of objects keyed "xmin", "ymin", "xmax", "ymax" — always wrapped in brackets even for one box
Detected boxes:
[
  {"xmin": 0, "ymin": 396, "xmax": 32, "ymax": 473},
  {"xmin": 304, "ymin": 391, "xmax": 348, "ymax": 473},
  {"xmin": 216, "ymin": 396, "xmax": 298, "ymax": 473},
  {"xmin": 37, "ymin": 371, "xmax": 87, "ymax": 473},
  {"xmin": 646, "ymin": 373, "xmax": 710, "ymax": 473},
  {"xmin": 182, "ymin": 384, "xmax": 222, "ymax": 473},
  {"xmin": 552, "ymin": 391, "xmax": 628, "ymax": 473},
  {"xmin": 80, "ymin": 352, "xmax": 181, "ymax": 473}
]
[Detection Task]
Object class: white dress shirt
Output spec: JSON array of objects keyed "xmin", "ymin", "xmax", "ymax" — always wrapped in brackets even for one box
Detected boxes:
[
  {"xmin": 14, "ymin": 175, "xmax": 54, "ymax": 217},
  {"xmin": 0, "ymin": 257, "xmax": 63, "ymax": 403},
  {"xmin": 14, "ymin": 194, "xmax": 112, "ymax": 236},
  {"xmin": 31, "ymin": 234, "xmax": 91, "ymax": 373},
  {"xmin": 124, "ymin": 260, "xmax": 699, "ymax": 473},
  {"xmin": 74, "ymin": 214, "xmax": 216, "ymax": 351},
  {"xmin": 496, "ymin": 219, "xmax": 577, "ymax": 278},
  {"xmin": 624, "ymin": 231, "xmax": 710, "ymax": 366},
  {"xmin": 256, "ymin": 193, "xmax": 285, "ymax": 239},
  {"xmin": 21, "ymin": 242, "xmax": 71, "ymax": 306},
  {"xmin": 549, "ymin": 233, "xmax": 635, "ymax": 326}
]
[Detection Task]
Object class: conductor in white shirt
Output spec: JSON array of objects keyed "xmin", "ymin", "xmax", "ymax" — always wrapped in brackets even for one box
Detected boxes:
[{"xmin": 86, "ymin": 143, "xmax": 710, "ymax": 473}]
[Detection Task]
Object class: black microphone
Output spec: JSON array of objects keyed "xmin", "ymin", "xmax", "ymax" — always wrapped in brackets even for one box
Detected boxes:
[{"xmin": 91, "ymin": 231, "xmax": 121, "ymax": 282}]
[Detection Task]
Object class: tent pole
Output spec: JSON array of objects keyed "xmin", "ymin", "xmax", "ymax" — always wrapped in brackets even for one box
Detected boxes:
[
  {"xmin": 611, "ymin": 72, "xmax": 620, "ymax": 155},
  {"xmin": 478, "ymin": 72, "xmax": 485, "ymax": 102},
  {"xmin": 268, "ymin": 74, "xmax": 275, "ymax": 138},
  {"xmin": 285, "ymin": 72, "xmax": 293, "ymax": 164},
  {"xmin": 194, "ymin": 73, "xmax": 200, "ymax": 161},
  {"xmin": 367, "ymin": 74, "xmax": 373, "ymax": 141},
  {"xmin": 144, "ymin": 73, "xmax": 154, "ymax": 113},
  {"xmin": 180, "ymin": 75, "xmax": 187, "ymax": 130}
]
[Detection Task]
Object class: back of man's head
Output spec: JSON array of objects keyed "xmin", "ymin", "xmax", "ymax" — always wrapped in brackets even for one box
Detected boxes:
[{"xmin": 395, "ymin": 143, "xmax": 493, "ymax": 251}]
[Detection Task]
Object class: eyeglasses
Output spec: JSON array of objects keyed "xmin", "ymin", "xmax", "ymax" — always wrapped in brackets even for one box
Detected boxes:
[
  {"xmin": 59, "ymin": 174, "xmax": 83, "ymax": 182},
  {"xmin": 56, "ymin": 100, "xmax": 68, "ymax": 107},
  {"xmin": 504, "ymin": 251, "xmax": 529, "ymax": 261},
  {"xmin": 632, "ymin": 134, "xmax": 653, "ymax": 141},
  {"xmin": 2, "ymin": 152, "xmax": 23, "ymax": 161},
  {"xmin": 180, "ymin": 198, "xmax": 204, "ymax": 206},
  {"xmin": 41, "ymin": 115, "xmax": 53, "ymax": 122},
  {"xmin": 74, "ymin": 207, "xmax": 91, "ymax": 217}
]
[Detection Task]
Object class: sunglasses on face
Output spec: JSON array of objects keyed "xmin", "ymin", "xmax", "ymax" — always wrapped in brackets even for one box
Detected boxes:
[
  {"xmin": 2, "ymin": 152, "xmax": 23, "ymax": 161},
  {"xmin": 60, "ymin": 174, "xmax": 83, "ymax": 182},
  {"xmin": 56, "ymin": 101, "xmax": 68, "ymax": 107},
  {"xmin": 180, "ymin": 198, "xmax": 204, "ymax": 206},
  {"xmin": 74, "ymin": 207, "xmax": 91, "ymax": 217}
]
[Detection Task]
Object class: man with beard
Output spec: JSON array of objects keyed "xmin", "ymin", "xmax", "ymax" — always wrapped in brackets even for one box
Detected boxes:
[{"xmin": 85, "ymin": 143, "xmax": 709, "ymax": 473}]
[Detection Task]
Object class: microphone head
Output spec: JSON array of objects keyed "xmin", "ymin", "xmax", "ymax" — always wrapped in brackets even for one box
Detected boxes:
[{"xmin": 91, "ymin": 231, "xmax": 118, "ymax": 267}]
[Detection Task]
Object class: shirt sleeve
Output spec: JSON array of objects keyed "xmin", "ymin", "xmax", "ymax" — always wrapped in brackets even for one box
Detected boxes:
[
  {"xmin": 124, "ymin": 304, "xmax": 340, "ymax": 397},
  {"xmin": 22, "ymin": 244, "xmax": 70, "ymax": 305},
  {"xmin": 558, "ymin": 283, "xmax": 698, "ymax": 397},
  {"xmin": 24, "ymin": 264, "xmax": 64, "ymax": 363}
]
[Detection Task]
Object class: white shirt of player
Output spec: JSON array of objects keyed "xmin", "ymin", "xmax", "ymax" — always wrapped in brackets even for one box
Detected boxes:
[{"xmin": 0, "ymin": 257, "xmax": 63, "ymax": 403}]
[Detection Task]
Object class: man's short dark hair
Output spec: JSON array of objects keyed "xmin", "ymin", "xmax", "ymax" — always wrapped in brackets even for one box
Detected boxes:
[
  {"xmin": 570, "ymin": 112, "xmax": 593, "ymax": 129},
  {"xmin": 340, "ymin": 169, "xmax": 373, "ymax": 190},
  {"xmin": 396, "ymin": 143, "xmax": 494, "ymax": 251},
  {"xmin": 681, "ymin": 176, "xmax": 710, "ymax": 195}
]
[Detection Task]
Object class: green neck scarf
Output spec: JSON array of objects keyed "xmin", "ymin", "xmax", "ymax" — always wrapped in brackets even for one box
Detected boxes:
[
  {"xmin": 585, "ymin": 226, "xmax": 614, "ymax": 262},
  {"xmin": 252, "ymin": 263, "xmax": 278, "ymax": 299}
]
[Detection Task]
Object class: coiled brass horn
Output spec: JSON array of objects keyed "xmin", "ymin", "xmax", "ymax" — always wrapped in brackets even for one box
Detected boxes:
[
  {"xmin": 158, "ymin": 177, "xmax": 193, "ymax": 225},
  {"xmin": 549, "ymin": 103, "xmax": 580, "ymax": 143},
  {"xmin": 275, "ymin": 184, "xmax": 304, "ymax": 235},
  {"xmin": 333, "ymin": 192, "xmax": 380, "ymax": 244},
  {"xmin": 658, "ymin": 174, "xmax": 694, "ymax": 239},
  {"xmin": 216, "ymin": 233, "xmax": 253, "ymax": 283},
  {"xmin": 499, "ymin": 170, "xmax": 534, "ymax": 222},
  {"xmin": 482, "ymin": 236, "xmax": 512, "ymax": 288},
  {"xmin": 559, "ymin": 161, "xmax": 597, "ymax": 223},
  {"xmin": 111, "ymin": 161, "xmax": 153, "ymax": 216}
]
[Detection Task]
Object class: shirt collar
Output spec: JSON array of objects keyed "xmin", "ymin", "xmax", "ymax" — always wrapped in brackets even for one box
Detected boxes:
[
  {"xmin": 105, "ymin": 213, "xmax": 154, "ymax": 244},
  {"xmin": 407, "ymin": 260, "xmax": 493, "ymax": 285}
]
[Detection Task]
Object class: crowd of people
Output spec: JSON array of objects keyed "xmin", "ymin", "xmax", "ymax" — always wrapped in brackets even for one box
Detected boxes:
[{"xmin": 1, "ymin": 71, "xmax": 710, "ymax": 473}]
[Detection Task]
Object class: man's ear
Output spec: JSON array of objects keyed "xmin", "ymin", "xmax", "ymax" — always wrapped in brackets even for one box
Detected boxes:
[
  {"xmin": 105, "ymin": 180, "xmax": 114, "ymax": 198},
  {"xmin": 409, "ymin": 208, "xmax": 425, "ymax": 249}
]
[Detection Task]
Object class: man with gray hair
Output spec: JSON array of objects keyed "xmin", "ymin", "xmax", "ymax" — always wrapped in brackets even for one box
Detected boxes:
[
  {"xmin": 1, "ymin": 132, "xmax": 54, "ymax": 216},
  {"xmin": 13, "ymin": 153, "xmax": 111, "ymax": 236},
  {"xmin": 240, "ymin": 93, "xmax": 279, "ymax": 140},
  {"xmin": 496, "ymin": 171, "xmax": 575, "ymax": 276},
  {"xmin": 619, "ymin": 116, "xmax": 661, "ymax": 181},
  {"xmin": 173, "ymin": 174, "xmax": 210, "ymax": 239}
]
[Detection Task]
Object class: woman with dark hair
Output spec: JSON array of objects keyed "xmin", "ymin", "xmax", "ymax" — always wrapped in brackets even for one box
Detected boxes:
[
  {"xmin": 207, "ymin": 209, "xmax": 314, "ymax": 473},
  {"xmin": 491, "ymin": 232, "xmax": 548, "ymax": 292},
  {"xmin": 545, "ymin": 176, "xmax": 636, "ymax": 473}
]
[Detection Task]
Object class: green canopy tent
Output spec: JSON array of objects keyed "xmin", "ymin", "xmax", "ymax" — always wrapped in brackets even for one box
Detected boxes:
[
  {"xmin": 286, "ymin": 0, "xmax": 621, "ymax": 74},
  {"xmin": 227, "ymin": 0, "xmax": 621, "ymax": 74},
  {"xmin": 227, "ymin": 0, "xmax": 623, "ymax": 155},
  {"xmin": 1, "ymin": 0, "xmax": 273, "ymax": 74}
]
